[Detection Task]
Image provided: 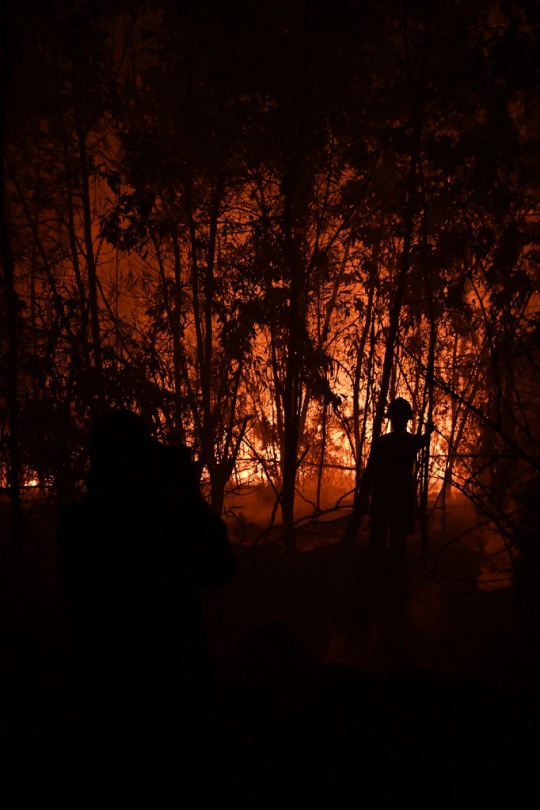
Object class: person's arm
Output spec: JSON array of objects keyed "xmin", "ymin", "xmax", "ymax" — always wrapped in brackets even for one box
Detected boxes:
[{"xmin": 418, "ymin": 421, "xmax": 435, "ymax": 449}]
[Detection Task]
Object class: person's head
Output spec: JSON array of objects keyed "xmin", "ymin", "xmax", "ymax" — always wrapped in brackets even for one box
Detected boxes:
[
  {"xmin": 386, "ymin": 397, "xmax": 413, "ymax": 432},
  {"xmin": 88, "ymin": 409, "xmax": 152, "ymax": 485}
]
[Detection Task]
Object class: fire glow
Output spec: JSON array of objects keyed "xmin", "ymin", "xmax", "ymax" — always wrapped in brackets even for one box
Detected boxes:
[{"xmin": 1, "ymin": 2, "xmax": 538, "ymax": 572}]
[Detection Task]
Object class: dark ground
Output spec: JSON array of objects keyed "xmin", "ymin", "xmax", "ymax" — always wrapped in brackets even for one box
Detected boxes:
[{"xmin": 1, "ymin": 498, "xmax": 538, "ymax": 804}]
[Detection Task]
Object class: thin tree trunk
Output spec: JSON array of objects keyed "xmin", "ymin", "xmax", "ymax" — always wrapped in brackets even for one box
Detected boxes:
[
  {"xmin": 316, "ymin": 403, "xmax": 327, "ymax": 511},
  {"xmin": 280, "ymin": 166, "xmax": 304, "ymax": 548},
  {"xmin": 170, "ymin": 232, "xmax": 186, "ymax": 440},
  {"xmin": 351, "ymin": 252, "xmax": 378, "ymax": 490},
  {"xmin": 0, "ymin": 0, "xmax": 23, "ymax": 546},
  {"xmin": 419, "ymin": 247, "xmax": 436, "ymax": 561},
  {"xmin": 74, "ymin": 110, "xmax": 104, "ymax": 397}
]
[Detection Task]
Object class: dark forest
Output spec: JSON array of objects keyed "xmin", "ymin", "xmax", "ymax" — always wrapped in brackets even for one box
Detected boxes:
[{"xmin": 1, "ymin": 0, "xmax": 540, "ymax": 803}]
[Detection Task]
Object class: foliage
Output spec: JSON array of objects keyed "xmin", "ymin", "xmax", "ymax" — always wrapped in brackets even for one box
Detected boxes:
[{"xmin": 2, "ymin": 0, "xmax": 540, "ymax": 554}]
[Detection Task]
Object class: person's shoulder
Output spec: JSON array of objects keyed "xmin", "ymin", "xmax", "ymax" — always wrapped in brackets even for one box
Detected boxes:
[
  {"xmin": 376, "ymin": 432, "xmax": 400, "ymax": 448},
  {"xmin": 407, "ymin": 431, "xmax": 424, "ymax": 447},
  {"xmin": 372, "ymin": 432, "xmax": 393, "ymax": 447},
  {"xmin": 380, "ymin": 430, "xmax": 421, "ymax": 451},
  {"xmin": 369, "ymin": 432, "xmax": 395, "ymax": 456}
]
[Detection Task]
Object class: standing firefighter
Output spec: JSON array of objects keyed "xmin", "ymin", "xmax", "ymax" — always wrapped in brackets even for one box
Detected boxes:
[{"xmin": 359, "ymin": 398, "xmax": 434, "ymax": 602}]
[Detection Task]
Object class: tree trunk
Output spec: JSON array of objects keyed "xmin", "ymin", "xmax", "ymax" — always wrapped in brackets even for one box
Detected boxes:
[
  {"xmin": 0, "ymin": 0, "xmax": 23, "ymax": 546},
  {"xmin": 280, "ymin": 168, "xmax": 304, "ymax": 549},
  {"xmin": 74, "ymin": 110, "xmax": 104, "ymax": 399}
]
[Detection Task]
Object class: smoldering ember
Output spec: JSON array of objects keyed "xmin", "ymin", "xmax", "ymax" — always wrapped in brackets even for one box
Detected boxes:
[{"xmin": 1, "ymin": 0, "xmax": 539, "ymax": 803}]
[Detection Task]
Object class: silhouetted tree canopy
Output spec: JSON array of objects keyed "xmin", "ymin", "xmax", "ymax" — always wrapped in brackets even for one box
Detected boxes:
[{"xmin": 2, "ymin": 0, "xmax": 540, "ymax": 553}]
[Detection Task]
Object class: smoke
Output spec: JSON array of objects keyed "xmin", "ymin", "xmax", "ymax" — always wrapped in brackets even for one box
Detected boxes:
[
  {"xmin": 224, "ymin": 471, "xmax": 356, "ymax": 542},
  {"xmin": 425, "ymin": 488, "xmax": 513, "ymax": 592}
]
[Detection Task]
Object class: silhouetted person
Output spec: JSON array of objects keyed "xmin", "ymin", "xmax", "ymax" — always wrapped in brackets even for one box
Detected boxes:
[
  {"xmin": 57, "ymin": 410, "xmax": 236, "ymax": 797},
  {"xmin": 358, "ymin": 398, "xmax": 434, "ymax": 656}
]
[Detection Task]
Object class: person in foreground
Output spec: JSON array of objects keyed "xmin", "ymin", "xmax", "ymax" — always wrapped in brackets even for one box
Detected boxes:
[{"xmin": 57, "ymin": 410, "xmax": 237, "ymax": 797}]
